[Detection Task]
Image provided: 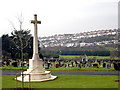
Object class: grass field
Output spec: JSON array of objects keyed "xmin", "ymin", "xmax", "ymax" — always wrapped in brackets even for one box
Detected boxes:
[
  {"xmin": 0, "ymin": 66, "xmax": 115, "ymax": 71},
  {"xmin": 1, "ymin": 75, "xmax": 118, "ymax": 88},
  {"xmin": 0, "ymin": 66, "xmax": 28, "ymax": 71},
  {"xmin": 47, "ymin": 67, "xmax": 114, "ymax": 71},
  {"xmin": 59, "ymin": 55, "xmax": 80, "ymax": 59},
  {"xmin": 59, "ymin": 55, "xmax": 117, "ymax": 59}
]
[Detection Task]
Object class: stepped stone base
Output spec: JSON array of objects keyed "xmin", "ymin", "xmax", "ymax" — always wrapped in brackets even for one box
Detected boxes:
[
  {"xmin": 16, "ymin": 71, "xmax": 57, "ymax": 82},
  {"xmin": 15, "ymin": 58, "xmax": 57, "ymax": 82}
]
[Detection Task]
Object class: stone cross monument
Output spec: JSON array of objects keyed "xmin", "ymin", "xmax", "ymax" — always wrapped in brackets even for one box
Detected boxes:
[
  {"xmin": 16, "ymin": 14, "xmax": 57, "ymax": 82},
  {"xmin": 31, "ymin": 14, "xmax": 41, "ymax": 60}
]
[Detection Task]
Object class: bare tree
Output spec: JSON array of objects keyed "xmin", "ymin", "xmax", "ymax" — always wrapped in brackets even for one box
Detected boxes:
[
  {"xmin": 9, "ymin": 14, "xmax": 31, "ymax": 88},
  {"xmin": 10, "ymin": 14, "xmax": 31, "ymax": 63}
]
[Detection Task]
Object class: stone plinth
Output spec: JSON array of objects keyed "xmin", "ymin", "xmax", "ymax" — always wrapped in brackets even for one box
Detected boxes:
[
  {"xmin": 16, "ymin": 59, "xmax": 57, "ymax": 82},
  {"xmin": 16, "ymin": 71, "xmax": 57, "ymax": 82}
]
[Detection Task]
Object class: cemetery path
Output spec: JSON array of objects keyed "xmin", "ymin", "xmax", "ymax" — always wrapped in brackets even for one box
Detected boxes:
[{"xmin": 1, "ymin": 70, "xmax": 118, "ymax": 75}]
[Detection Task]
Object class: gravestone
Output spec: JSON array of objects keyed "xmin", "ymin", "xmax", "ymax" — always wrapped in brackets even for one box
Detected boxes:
[
  {"xmin": 18, "ymin": 61, "xmax": 22, "ymax": 67},
  {"xmin": 12, "ymin": 62, "xmax": 18, "ymax": 67},
  {"xmin": 64, "ymin": 64, "xmax": 67, "ymax": 67},
  {"xmin": 2, "ymin": 61, "xmax": 5, "ymax": 66},
  {"xmin": 6, "ymin": 61, "xmax": 10, "ymax": 66},
  {"xmin": 109, "ymin": 63, "xmax": 112, "ymax": 67},
  {"xmin": 22, "ymin": 61, "xmax": 28, "ymax": 67},
  {"xmin": 71, "ymin": 61, "xmax": 74, "ymax": 67},
  {"xmin": 60, "ymin": 64, "xmax": 64, "ymax": 67},
  {"xmin": 95, "ymin": 60, "xmax": 97, "ymax": 63},
  {"xmin": 4, "ymin": 61, "xmax": 6, "ymax": 65},
  {"xmin": 77, "ymin": 64, "xmax": 81, "ymax": 68},
  {"xmin": 56, "ymin": 64, "xmax": 59, "ymax": 68},
  {"xmin": 47, "ymin": 61, "xmax": 51, "ymax": 68},
  {"xmin": 98, "ymin": 61, "xmax": 101, "ymax": 65},
  {"xmin": 106, "ymin": 64, "xmax": 110, "ymax": 69},
  {"xmin": 44, "ymin": 63, "xmax": 49, "ymax": 69},
  {"xmin": 66, "ymin": 63, "xmax": 70, "ymax": 67},
  {"xmin": 103, "ymin": 63, "xmax": 106, "ymax": 68},
  {"xmin": 113, "ymin": 63, "xmax": 120, "ymax": 70},
  {"xmin": 84, "ymin": 54, "xmax": 88, "ymax": 62},
  {"xmin": 92, "ymin": 64, "xmax": 98, "ymax": 68},
  {"xmin": 75, "ymin": 60, "xmax": 78, "ymax": 67},
  {"xmin": 58, "ymin": 61, "xmax": 62, "ymax": 67}
]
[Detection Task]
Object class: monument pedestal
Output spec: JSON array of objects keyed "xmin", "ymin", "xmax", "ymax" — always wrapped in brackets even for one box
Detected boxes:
[{"xmin": 16, "ymin": 59, "xmax": 57, "ymax": 82}]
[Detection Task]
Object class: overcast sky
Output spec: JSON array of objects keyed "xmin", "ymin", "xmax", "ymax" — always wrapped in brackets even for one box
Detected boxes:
[{"xmin": 0, "ymin": 0, "xmax": 119, "ymax": 37}]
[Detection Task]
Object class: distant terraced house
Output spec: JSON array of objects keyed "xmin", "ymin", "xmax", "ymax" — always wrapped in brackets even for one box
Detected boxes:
[{"xmin": 39, "ymin": 29, "xmax": 118, "ymax": 47}]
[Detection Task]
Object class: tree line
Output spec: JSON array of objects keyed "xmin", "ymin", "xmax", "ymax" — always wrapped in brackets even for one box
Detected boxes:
[{"xmin": 41, "ymin": 47, "xmax": 110, "ymax": 57}]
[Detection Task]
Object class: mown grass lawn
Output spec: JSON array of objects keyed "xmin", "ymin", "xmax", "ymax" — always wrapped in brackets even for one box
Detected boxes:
[
  {"xmin": 59, "ymin": 55, "xmax": 118, "ymax": 59},
  {"xmin": 1, "ymin": 75, "xmax": 118, "ymax": 88},
  {"xmin": 0, "ymin": 66, "xmax": 115, "ymax": 71},
  {"xmin": 47, "ymin": 67, "xmax": 114, "ymax": 71}
]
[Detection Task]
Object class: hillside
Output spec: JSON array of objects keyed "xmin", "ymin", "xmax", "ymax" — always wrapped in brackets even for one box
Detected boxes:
[
  {"xmin": 39, "ymin": 29, "xmax": 118, "ymax": 48},
  {"xmin": 40, "ymin": 29, "xmax": 118, "ymax": 56}
]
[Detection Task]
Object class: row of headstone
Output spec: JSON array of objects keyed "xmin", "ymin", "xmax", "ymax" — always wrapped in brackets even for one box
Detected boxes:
[
  {"xmin": 2, "ymin": 57, "xmax": 115, "ymax": 69},
  {"xmin": 2, "ymin": 60, "xmax": 29, "ymax": 67},
  {"xmin": 43, "ymin": 60, "xmax": 114, "ymax": 69}
]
